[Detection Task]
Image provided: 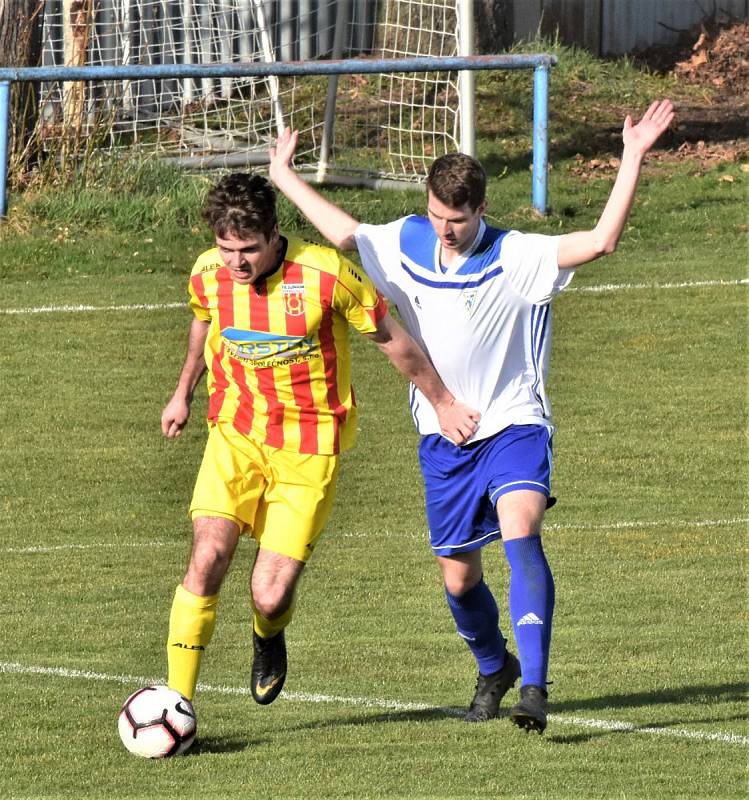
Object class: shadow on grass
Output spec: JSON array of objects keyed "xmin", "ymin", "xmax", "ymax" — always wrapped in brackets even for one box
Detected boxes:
[
  {"xmin": 189, "ymin": 735, "xmax": 266, "ymax": 755},
  {"xmin": 278, "ymin": 682, "xmax": 746, "ymax": 743},
  {"xmin": 548, "ymin": 712, "xmax": 749, "ymax": 746},
  {"xmin": 546, "ymin": 681, "xmax": 748, "ymax": 745},
  {"xmin": 280, "ymin": 705, "xmax": 466, "ymax": 734},
  {"xmin": 550, "ymin": 681, "xmax": 747, "ymax": 714}
]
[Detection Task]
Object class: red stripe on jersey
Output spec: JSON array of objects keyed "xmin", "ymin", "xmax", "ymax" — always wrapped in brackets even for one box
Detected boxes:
[
  {"xmin": 369, "ymin": 295, "xmax": 389, "ymax": 325},
  {"xmin": 283, "ymin": 261, "xmax": 318, "ymax": 454},
  {"xmin": 333, "ymin": 281, "xmax": 388, "ymax": 327},
  {"xmin": 318, "ymin": 271, "xmax": 345, "ymax": 453},
  {"xmin": 215, "ymin": 267, "xmax": 235, "ymax": 330},
  {"xmin": 230, "ymin": 358, "xmax": 254, "ymax": 435},
  {"xmin": 249, "ymin": 278, "xmax": 269, "ymax": 330},
  {"xmin": 256, "ymin": 367, "xmax": 284, "ymax": 448},
  {"xmin": 206, "ymin": 268, "xmax": 236, "ymax": 424},
  {"xmin": 249, "ymin": 280, "xmax": 285, "ymax": 449},
  {"xmin": 207, "ymin": 343, "xmax": 229, "ymax": 422},
  {"xmin": 190, "ymin": 273, "xmax": 209, "ymax": 310}
]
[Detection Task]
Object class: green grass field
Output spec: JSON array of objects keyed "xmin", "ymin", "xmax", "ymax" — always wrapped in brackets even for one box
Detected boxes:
[{"xmin": 1, "ymin": 43, "xmax": 747, "ymax": 800}]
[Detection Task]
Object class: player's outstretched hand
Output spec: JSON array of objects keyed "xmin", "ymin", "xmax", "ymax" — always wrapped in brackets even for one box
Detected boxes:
[
  {"xmin": 435, "ymin": 398, "xmax": 481, "ymax": 446},
  {"xmin": 622, "ymin": 99, "xmax": 674, "ymax": 157},
  {"xmin": 269, "ymin": 128, "xmax": 299, "ymax": 182}
]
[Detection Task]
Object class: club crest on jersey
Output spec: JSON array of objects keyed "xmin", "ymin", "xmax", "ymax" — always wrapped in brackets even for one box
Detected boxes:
[
  {"xmin": 462, "ymin": 289, "xmax": 478, "ymax": 317},
  {"xmin": 282, "ymin": 282, "xmax": 305, "ymax": 316}
]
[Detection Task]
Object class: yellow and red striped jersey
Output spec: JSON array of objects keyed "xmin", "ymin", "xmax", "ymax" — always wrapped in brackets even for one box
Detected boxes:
[{"xmin": 188, "ymin": 236, "xmax": 388, "ymax": 455}]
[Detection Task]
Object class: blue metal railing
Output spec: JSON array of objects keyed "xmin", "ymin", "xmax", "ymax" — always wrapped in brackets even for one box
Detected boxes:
[{"xmin": 0, "ymin": 53, "xmax": 556, "ymax": 217}]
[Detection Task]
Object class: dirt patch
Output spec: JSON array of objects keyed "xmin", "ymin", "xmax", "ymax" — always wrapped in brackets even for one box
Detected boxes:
[{"xmin": 633, "ymin": 17, "xmax": 748, "ymax": 167}]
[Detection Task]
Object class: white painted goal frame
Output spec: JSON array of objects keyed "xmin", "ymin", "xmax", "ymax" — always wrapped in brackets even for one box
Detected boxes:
[
  {"xmin": 0, "ymin": 0, "xmax": 556, "ymax": 215},
  {"xmin": 30, "ymin": 0, "xmax": 475, "ymax": 187}
]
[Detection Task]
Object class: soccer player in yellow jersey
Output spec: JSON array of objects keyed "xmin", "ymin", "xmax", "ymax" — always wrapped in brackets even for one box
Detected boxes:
[{"xmin": 161, "ymin": 172, "xmax": 480, "ymax": 709}]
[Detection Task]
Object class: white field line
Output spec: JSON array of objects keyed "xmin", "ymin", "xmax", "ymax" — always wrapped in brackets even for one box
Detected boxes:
[
  {"xmin": 0, "ymin": 302, "xmax": 185, "ymax": 315},
  {"xmin": 566, "ymin": 278, "xmax": 748, "ymax": 294},
  {"xmin": 336, "ymin": 517, "xmax": 749, "ymax": 540},
  {"xmin": 1, "ymin": 279, "xmax": 747, "ymax": 317},
  {"xmin": 2, "ymin": 517, "xmax": 747, "ymax": 555},
  {"xmin": 1, "ymin": 541, "xmax": 176, "ymax": 555},
  {"xmin": 0, "ymin": 660, "xmax": 745, "ymax": 746}
]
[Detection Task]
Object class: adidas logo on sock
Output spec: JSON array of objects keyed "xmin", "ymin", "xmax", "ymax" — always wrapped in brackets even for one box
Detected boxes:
[{"xmin": 517, "ymin": 612, "xmax": 543, "ymax": 626}]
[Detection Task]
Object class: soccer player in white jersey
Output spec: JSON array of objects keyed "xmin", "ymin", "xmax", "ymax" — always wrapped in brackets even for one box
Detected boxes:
[{"xmin": 269, "ymin": 99, "xmax": 674, "ymax": 733}]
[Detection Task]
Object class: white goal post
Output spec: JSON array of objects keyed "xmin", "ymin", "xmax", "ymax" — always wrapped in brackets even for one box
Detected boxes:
[{"xmin": 35, "ymin": 0, "xmax": 476, "ymax": 184}]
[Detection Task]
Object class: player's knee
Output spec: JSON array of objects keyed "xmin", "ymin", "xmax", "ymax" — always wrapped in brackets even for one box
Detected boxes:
[
  {"xmin": 502, "ymin": 520, "xmax": 543, "ymax": 540},
  {"xmin": 499, "ymin": 510, "xmax": 544, "ymax": 540},
  {"xmin": 183, "ymin": 544, "xmax": 233, "ymax": 594},
  {"xmin": 251, "ymin": 568, "xmax": 297, "ymax": 619},
  {"xmin": 252, "ymin": 587, "xmax": 291, "ymax": 620},
  {"xmin": 443, "ymin": 571, "xmax": 482, "ymax": 597}
]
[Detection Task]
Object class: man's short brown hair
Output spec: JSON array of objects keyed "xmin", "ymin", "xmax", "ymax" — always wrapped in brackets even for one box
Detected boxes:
[
  {"xmin": 202, "ymin": 172, "xmax": 278, "ymax": 240},
  {"xmin": 426, "ymin": 153, "xmax": 486, "ymax": 211}
]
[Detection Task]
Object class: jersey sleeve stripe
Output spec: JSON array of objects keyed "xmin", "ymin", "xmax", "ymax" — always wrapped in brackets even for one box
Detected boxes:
[
  {"xmin": 370, "ymin": 294, "xmax": 389, "ymax": 325},
  {"xmin": 333, "ymin": 276, "xmax": 388, "ymax": 323},
  {"xmin": 189, "ymin": 273, "xmax": 210, "ymax": 316}
]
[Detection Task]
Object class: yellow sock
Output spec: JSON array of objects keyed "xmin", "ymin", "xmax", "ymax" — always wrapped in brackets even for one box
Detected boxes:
[
  {"xmin": 167, "ymin": 584, "xmax": 218, "ymax": 701},
  {"xmin": 253, "ymin": 602, "xmax": 294, "ymax": 640}
]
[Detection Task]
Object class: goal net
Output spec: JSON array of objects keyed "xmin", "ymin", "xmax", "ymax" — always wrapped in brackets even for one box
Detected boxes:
[{"xmin": 32, "ymin": 0, "xmax": 472, "ymax": 184}]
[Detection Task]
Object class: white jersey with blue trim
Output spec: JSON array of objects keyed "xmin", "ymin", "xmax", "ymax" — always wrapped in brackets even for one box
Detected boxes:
[{"xmin": 354, "ymin": 216, "xmax": 574, "ymax": 442}]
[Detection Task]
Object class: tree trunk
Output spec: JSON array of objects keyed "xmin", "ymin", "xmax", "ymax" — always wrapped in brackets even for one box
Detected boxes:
[
  {"xmin": 0, "ymin": 0, "xmax": 45, "ymax": 178},
  {"xmin": 474, "ymin": 0, "xmax": 515, "ymax": 54},
  {"xmin": 0, "ymin": 0, "xmax": 42, "ymax": 67},
  {"xmin": 62, "ymin": 0, "xmax": 92, "ymax": 147}
]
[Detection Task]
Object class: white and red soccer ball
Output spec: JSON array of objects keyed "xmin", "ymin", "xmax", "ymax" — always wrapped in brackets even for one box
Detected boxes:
[{"xmin": 118, "ymin": 685, "xmax": 196, "ymax": 758}]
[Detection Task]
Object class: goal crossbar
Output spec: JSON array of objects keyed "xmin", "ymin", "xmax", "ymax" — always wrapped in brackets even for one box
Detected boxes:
[{"xmin": 0, "ymin": 53, "xmax": 556, "ymax": 217}]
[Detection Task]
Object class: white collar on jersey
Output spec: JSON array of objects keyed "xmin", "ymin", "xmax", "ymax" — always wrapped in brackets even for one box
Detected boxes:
[{"xmin": 435, "ymin": 218, "xmax": 487, "ymax": 275}]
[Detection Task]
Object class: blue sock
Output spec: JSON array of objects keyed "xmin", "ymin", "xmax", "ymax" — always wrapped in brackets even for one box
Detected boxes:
[
  {"xmin": 445, "ymin": 577, "xmax": 507, "ymax": 676},
  {"xmin": 504, "ymin": 535, "xmax": 555, "ymax": 688}
]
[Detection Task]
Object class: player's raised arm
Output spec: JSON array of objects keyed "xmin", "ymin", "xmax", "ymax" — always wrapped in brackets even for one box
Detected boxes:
[
  {"xmin": 269, "ymin": 128, "xmax": 360, "ymax": 251},
  {"xmin": 366, "ymin": 312, "xmax": 481, "ymax": 445},
  {"xmin": 557, "ymin": 99, "xmax": 674, "ymax": 270}
]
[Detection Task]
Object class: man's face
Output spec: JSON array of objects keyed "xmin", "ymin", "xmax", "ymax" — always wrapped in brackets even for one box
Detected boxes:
[
  {"xmin": 426, "ymin": 191, "xmax": 486, "ymax": 256},
  {"xmin": 215, "ymin": 228, "xmax": 280, "ymax": 285}
]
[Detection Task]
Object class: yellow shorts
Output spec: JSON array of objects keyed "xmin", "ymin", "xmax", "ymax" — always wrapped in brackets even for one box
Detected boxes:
[{"xmin": 190, "ymin": 422, "xmax": 339, "ymax": 562}]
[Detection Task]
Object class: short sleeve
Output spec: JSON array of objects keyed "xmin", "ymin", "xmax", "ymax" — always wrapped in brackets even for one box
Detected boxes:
[
  {"xmin": 500, "ymin": 231, "xmax": 573, "ymax": 305},
  {"xmin": 354, "ymin": 219, "xmax": 408, "ymax": 301},
  {"xmin": 333, "ymin": 252, "xmax": 388, "ymax": 335},
  {"xmin": 188, "ymin": 269, "xmax": 212, "ymax": 322}
]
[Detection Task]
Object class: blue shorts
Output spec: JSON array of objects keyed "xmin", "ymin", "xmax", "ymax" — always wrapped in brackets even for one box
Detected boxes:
[{"xmin": 418, "ymin": 424, "xmax": 555, "ymax": 557}]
